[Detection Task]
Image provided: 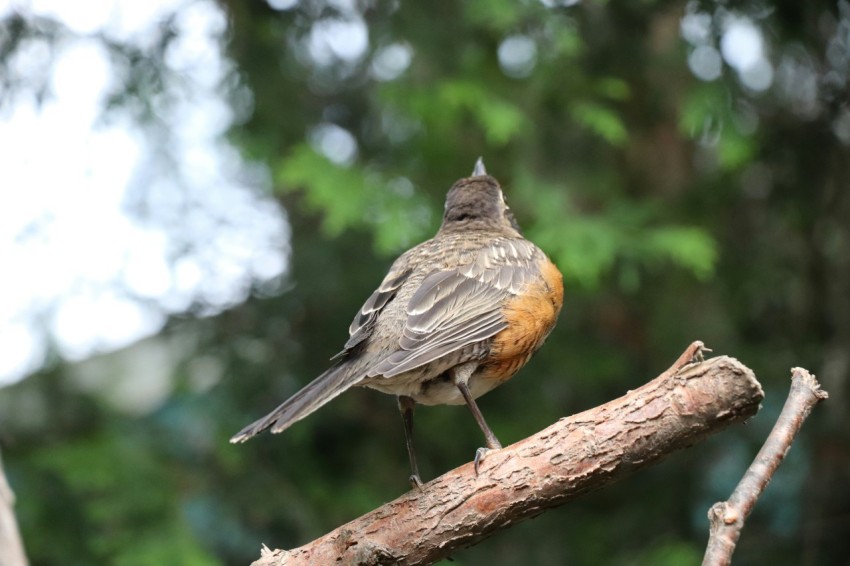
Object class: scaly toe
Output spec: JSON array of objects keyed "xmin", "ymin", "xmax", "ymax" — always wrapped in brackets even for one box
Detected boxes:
[
  {"xmin": 409, "ymin": 474, "xmax": 424, "ymax": 489},
  {"xmin": 474, "ymin": 447, "xmax": 493, "ymax": 475}
]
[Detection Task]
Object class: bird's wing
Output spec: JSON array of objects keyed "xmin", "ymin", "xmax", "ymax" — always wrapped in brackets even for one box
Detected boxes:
[
  {"xmin": 332, "ymin": 264, "xmax": 412, "ymax": 359},
  {"xmin": 369, "ymin": 239, "xmax": 540, "ymax": 377},
  {"xmin": 235, "ymin": 255, "xmax": 415, "ymax": 441}
]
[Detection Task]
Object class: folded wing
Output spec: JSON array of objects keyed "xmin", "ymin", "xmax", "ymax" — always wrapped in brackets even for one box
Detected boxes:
[{"xmin": 369, "ymin": 239, "xmax": 539, "ymax": 377}]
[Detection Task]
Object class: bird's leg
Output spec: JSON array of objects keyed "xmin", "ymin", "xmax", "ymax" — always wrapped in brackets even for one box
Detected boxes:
[
  {"xmin": 452, "ymin": 363, "xmax": 502, "ymax": 475},
  {"xmin": 397, "ymin": 395, "xmax": 424, "ymax": 489}
]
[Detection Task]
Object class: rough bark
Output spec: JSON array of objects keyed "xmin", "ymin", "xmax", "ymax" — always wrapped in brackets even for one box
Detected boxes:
[
  {"xmin": 254, "ymin": 344, "xmax": 764, "ymax": 566},
  {"xmin": 702, "ymin": 367, "xmax": 828, "ymax": 566}
]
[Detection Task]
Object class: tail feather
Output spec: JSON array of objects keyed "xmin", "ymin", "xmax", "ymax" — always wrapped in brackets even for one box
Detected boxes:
[{"xmin": 230, "ymin": 362, "xmax": 361, "ymax": 443}]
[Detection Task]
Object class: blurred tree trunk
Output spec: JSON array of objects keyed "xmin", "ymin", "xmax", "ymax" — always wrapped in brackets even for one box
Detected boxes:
[{"xmin": 0, "ymin": 449, "xmax": 28, "ymax": 566}]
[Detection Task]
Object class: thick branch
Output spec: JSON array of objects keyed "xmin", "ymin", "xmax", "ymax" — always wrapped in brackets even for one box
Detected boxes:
[
  {"xmin": 702, "ymin": 367, "xmax": 827, "ymax": 566},
  {"xmin": 256, "ymin": 344, "xmax": 763, "ymax": 566}
]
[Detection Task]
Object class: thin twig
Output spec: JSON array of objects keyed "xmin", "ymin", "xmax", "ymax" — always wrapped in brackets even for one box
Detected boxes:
[
  {"xmin": 702, "ymin": 367, "xmax": 828, "ymax": 566},
  {"xmin": 253, "ymin": 343, "xmax": 765, "ymax": 566}
]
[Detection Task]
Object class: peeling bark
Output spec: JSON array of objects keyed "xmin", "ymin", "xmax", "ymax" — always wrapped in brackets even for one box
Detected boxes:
[{"xmin": 254, "ymin": 347, "xmax": 764, "ymax": 566}]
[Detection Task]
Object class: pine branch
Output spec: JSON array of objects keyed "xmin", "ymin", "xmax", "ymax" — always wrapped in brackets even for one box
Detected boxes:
[{"xmin": 253, "ymin": 342, "xmax": 764, "ymax": 566}]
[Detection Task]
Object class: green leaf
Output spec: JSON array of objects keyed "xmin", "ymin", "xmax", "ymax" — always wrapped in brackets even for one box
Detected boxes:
[
  {"xmin": 641, "ymin": 225, "xmax": 718, "ymax": 279},
  {"xmin": 276, "ymin": 145, "xmax": 371, "ymax": 236},
  {"xmin": 382, "ymin": 80, "xmax": 527, "ymax": 146},
  {"xmin": 679, "ymin": 83, "xmax": 757, "ymax": 171},
  {"xmin": 275, "ymin": 145, "xmax": 431, "ymax": 253},
  {"xmin": 476, "ymin": 96, "xmax": 526, "ymax": 144},
  {"xmin": 571, "ymin": 101, "xmax": 628, "ymax": 145},
  {"xmin": 635, "ymin": 539, "xmax": 702, "ymax": 566},
  {"xmin": 594, "ymin": 77, "xmax": 631, "ymax": 101},
  {"xmin": 679, "ymin": 83, "xmax": 725, "ymax": 138},
  {"xmin": 718, "ymin": 129, "xmax": 756, "ymax": 170}
]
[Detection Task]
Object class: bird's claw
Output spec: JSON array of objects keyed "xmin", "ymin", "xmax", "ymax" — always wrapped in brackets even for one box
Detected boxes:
[
  {"xmin": 474, "ymin": 447, "xmax": 492, "ymax": 475},
  {"xmin": 409, "ymin": 474, "xmax": 424, "ymax": 489}
]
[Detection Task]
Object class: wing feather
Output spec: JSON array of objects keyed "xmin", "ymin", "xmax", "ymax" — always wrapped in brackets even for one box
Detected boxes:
[
  {"xmin": 332, "ymin": 267, "xmax": 411, "ymax": 359},
  {"xmin": 370, "ymin": 239, "xmax": 540, "ymax": 377}
]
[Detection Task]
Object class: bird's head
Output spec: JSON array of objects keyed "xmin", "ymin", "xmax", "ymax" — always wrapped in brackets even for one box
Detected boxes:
[{"xmin": 440, "ymin": 158, "xmax": 521, "ymax": 234}]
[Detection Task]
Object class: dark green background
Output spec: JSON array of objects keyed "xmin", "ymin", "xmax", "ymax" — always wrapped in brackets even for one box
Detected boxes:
[{"xmin": 3, "ymin": 1, "xmax": 849, "ymax": 564}]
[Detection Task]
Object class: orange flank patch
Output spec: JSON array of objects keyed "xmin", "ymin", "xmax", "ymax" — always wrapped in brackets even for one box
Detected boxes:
[{"xmin": 484, "ymin": 257, "xmax": 563, "ymax": 384}]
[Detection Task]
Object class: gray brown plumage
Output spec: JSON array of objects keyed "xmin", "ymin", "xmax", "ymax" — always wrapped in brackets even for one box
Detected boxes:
[{"xmin": 231, "ymin": 159, "xmax": 563, "ymax": 486}]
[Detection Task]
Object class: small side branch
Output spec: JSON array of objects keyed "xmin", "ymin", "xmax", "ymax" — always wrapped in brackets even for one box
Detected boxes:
[
  {"xmin": 702, "ymin": 367, "xmax": 828, "ymax": 566},
  {"xmin": 255, "ymin": 343, "xmax": 764, "ymax": 566}
]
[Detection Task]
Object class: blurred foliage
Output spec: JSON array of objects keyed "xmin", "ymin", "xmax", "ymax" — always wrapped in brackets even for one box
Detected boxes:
[{"xmin": 3, "ymin": 0, "xmax": 850, "ymax": 565}]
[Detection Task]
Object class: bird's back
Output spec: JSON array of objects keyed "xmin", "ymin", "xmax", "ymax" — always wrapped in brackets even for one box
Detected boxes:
[{"xmin": 357, "ymin": 227, "xmax": 560, "ymax": 405}]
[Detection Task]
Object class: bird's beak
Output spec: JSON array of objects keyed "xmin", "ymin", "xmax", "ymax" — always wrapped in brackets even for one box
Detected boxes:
[{"xmin": 472, "ymin": 157, "xmax": 487, "ymax": 177}]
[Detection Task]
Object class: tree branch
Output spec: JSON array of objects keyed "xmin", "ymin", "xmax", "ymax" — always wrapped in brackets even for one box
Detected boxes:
[
  {"xmin": 702, "ymin": 367, "xmax": 828, "ymax": 566},
  {"xmin": 254, "ymin": 342, "xmax": 764, "ymax": 566},
  {"xmin": 0, "ymin": 448, "xmax": 29, "ymax": 566}
]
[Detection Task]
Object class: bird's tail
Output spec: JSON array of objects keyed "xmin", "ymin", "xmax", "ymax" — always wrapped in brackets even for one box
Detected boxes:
[{"xmin": 230, "ymin": 361, "xmax": 362, "ymax": 443}]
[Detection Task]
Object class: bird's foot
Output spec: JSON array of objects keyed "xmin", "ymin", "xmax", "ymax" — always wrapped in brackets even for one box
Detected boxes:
[
  {"xmin": 474, "ymin": 441, "xmax": 502, "ymax": 475},
  {"xmin": 409, "ymin": 474, "xmax": 424, "ymax": 489}
]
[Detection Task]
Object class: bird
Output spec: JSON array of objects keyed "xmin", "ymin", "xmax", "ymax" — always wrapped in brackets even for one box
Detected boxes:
[{"xmin": 231, "ymin": 158, "xmax": 563, "ymax": 487}]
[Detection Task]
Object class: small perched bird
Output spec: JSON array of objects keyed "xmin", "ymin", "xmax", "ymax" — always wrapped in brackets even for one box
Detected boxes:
[{"xmin": 231, "ymin": 159, "xmax": 563, "ymax": 487}]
